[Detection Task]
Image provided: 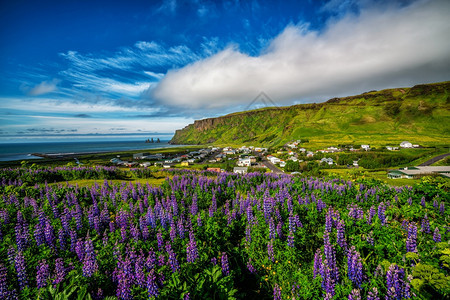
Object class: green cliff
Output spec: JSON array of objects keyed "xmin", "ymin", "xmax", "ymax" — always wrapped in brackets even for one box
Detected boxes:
[{"xmin": 170, "ymin": 81, "xmax": 450, "ymax": 148}]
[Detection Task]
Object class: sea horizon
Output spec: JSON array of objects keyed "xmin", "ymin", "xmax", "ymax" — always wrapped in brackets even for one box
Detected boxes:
[{"xmin": 0, "ymin": 134, "xmax": 178, "ymax": 162}]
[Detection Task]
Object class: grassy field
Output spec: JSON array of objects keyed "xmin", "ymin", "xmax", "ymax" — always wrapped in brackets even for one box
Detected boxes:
[{"xmin": 322, "ymin": 168, "xmax": 421, "ymax": 186}]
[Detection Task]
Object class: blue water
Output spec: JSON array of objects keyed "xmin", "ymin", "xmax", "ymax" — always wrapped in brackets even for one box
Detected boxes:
[{"xmin": 0, "ymin": 139, "xmax": 181, "ymax": 161}]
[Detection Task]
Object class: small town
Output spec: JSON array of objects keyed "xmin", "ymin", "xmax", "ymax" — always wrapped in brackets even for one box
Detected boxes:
[{"xmin": 108, "ymin": 140, "xmax": 450, "ymax": 180}]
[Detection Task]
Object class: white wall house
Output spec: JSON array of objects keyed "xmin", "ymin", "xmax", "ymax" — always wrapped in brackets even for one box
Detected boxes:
[
  {"xmin": 361, "ymin": 145, "xmax": 370, "ymax": 151},
  {"xmin": 400, "ymin": 141, "xmax": 413, "ymax": 148},
  {"xmin": 238, "ymin": 158, "xmax": 252, "ymax": 167}
]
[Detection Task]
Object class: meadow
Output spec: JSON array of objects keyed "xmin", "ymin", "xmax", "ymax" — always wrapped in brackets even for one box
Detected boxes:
[{"xmin": 0, "ymin": 166, "xmax": 448, "ymax": 299}]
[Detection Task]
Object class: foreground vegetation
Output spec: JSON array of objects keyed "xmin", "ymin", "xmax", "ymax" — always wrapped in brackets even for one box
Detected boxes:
[{"xmin": 0, "ymin": 166, "xmax": 448, "ymax": 299}]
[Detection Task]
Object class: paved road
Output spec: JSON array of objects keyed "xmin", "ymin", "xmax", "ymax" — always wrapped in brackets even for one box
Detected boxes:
[
  {"xmin": 419, "ymin": 152, "xmax": 450, "ymax": 166},
  {"xmin": 261, "ymin": 158, "xmax": 284, "ymax": 174}
]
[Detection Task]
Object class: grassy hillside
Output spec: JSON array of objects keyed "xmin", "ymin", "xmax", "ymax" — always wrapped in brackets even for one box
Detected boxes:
[{"xmin": 170, "ymin": 81, "xmax": 450, "ymax": 148}]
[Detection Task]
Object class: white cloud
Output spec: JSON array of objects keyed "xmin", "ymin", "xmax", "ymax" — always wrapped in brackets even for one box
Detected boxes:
[
  {"xmin": 27, "ymin": 79, "xmax": 60, "ymax": 96},
  {"xmin": 151, "ymin": 0, "xmax": 450, "ymax": 109}
]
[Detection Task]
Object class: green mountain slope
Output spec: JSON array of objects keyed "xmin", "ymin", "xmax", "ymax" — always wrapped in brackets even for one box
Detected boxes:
[{"xmin": 170, "ymin": 81, "xmax": 450, "ymax": 148}]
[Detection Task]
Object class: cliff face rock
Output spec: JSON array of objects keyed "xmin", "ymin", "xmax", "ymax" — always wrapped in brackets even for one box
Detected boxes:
[{"xmin": 170, "ymin": 81, "xmax": 450, "ymax": 146}]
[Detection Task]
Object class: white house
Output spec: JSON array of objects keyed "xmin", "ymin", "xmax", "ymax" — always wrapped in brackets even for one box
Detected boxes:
[
  {"xmin": 386, "ymin": 146, "xmax": 399, "ymax": 151},
  {"xmin": 140, "ymin": 162, "xmax": 152, "ymax": 167},
  {"xmin": 320, "ymin": 157, "xmax": 334, "ymax": 165},
  {"xmin": 233, "ymin": 167, "xmax": 248, "ymax": 174},
  {"xmin": 268, "ymin": 156, "xmax": 281, "ymax": 164},
  {"xmin": 361, "ymin": 145, "xmax": 370, "ymax": 151},
  {"xmin": 400, "ymin": 141, "xmax": 413, "ymax": 148},
  {"xmin": 279, "ymin": 161, "xmax": 286, "ymax": 168},
  {"xmin": 238, "ymin": 158, "xmax": 252, "ymax": 167}
]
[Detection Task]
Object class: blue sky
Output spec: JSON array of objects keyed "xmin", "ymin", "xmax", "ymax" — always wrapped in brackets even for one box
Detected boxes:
[{"xmin": 1, "ymin": 0, "xmax": 449, "ymax": 142}]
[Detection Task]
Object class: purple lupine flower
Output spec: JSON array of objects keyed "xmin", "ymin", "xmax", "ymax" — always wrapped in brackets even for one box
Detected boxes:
[
  {"xmin": 166, "ymin": 242, "xmax": 179, "ymax": 273},
  {"xmin": 323, "ymin": 232, "xmax": 339, "ymax": 283},
  {"xmin": 407, "ymin": 197, "xmax": 412, "ymax": 205},
  {"xmin": 34, "ymin": 223, "xmax": 45, "ymax": 246},
  {"xmin": 145, "ymin": 248, "xmax": 157, "ymax": 271},
  {"xmin": 247, "ymin": 259, "xmax": 256, "ymax": 274},
  {"xmin": 313, "ymin": 249, "xmax": 323, "ymax": 279},
  {"xmin": 377, "ymin": 202, "xmax": 386, "ymax": 226},
  {"xmin": 267, "ymin": 239, "xmax": 275, "ymax": 262},
  {"xmin": 15, "ymin": 222, "xmax": 26, "ymax": 251},
  {"xmin": 287, "ymin": 230, "xmax": 294, "ymax": 247},
  {"xmin": 82, "ymin": 237, "xmax": 98, "ymax": 277},
  {"xmin": 177, "ymin": 219, "xmax": 185, "ymax": 239},
  {"xmin": 347, "ymin": 289, "xmax": 361, "ymax": 300},
  {"xmin": 221, "ymin": 252, "xmax": 230, "ymax": 276},
  {"xmin": 432, "ymin": 198, "xmax": 438, "ymax": 209},
  {"xmin": 347, "ymin": 246, "xmax": 363, "ymax": 288},
  {"xmin": 147, "ymin": 270, "xmax": 159, "ymax": 298},
  {"xmin": 135, "ymin": 254, "xmax": 146, "ymax": 288},
  {"xmin": 366, "ymin": 231, "xmax": 374, "ymax": 246},
  {"xmin": 197, "ymin": 214, "xmax": 202, "ymax": 227},
  {"xmin": 367, "ymin": 206, "xmax": 376, "ymax": 225},
  {"xmin": 276, "ymin": 222, "xmax": 283, "ymax": 240},
  {"xmin": 75, "ymin": 239, "xmax": 85, "ymax": 261},
  {"xmin": 53, "ymin": 258, "xmax": 66, "ymax": 286},
  {"xmin": 406, "ymin": 223, "xmax": 417, "ymax": 253},
  {"xmin": 69, "ymin": 229, "xmax": 77, "ymax": 252},
  {"xmin": 186, "ymin": 231, "xmax": 199, "ymax": 263},
  {"xmin": 348, "ymin": 204, "xmax": 364, "ymax": 221},
  {"xmin": 44, "ymin": 220, "xmax": 56, "ymax": 250},
  {"xmin": 420, "ymin": 196, "xmax": 426, "ymax": 208},
  {"xmin": 269, "ymin": 218, "xmax": 276, "ymax": 239},
  {"xmin": 336, "ymin": 220, "xmax": 346, "ymax": 249},
  {"xmin": 367, "ymin": 287, "xmax": 379, "ymax": 300},
  {"xmin": 14, "ymin": 251, "xmax": 28, "ymax": 290},
  {"xmin": 190, "ymin": 194, "xmax": 198, "ymax": 216},
  {"xmin": 433, "ymin": 227, "xmax": 441, "ymax": 243},
  {"xmin": 325, "ymin": 210, "xmax": 333, "ymax": 232},
  {"xmin": 211, "ymin": 257, "xmax": 217, "ymax": 266},
  {"xmin": 7, "ymin": 247, "xmax": 15, "ymax": 266},
  {"xmin": 58, "ymin": 228, "xmax": 66, "ymax": 250},
  {"xmin": 386, "ymin": 264, "xmax": 410, "ymax": 300},
  {"xmin": 322, "ymin": 261, "xmax": 336, "ymax": 298},
  {"xmin": 0, "ymin": 264, "xmax": 9, "ymax": 299},
  {"xmin": 421, "ymin": 215, "xmax": 431, "ymax": 233},
  {"xmin": 157, "ymin": 230, "xmax": 164, "ymax": 251},
  {"xmin": 245, "ymin": 225, "xmax": 252, "ymax": 243},
  {"xmin": 36, "ymin": 259, "xmax": 50, "ymax": 289},
  {"xmin": 439, "ymin": 202, "xmax": 445, "ymax": 215},
  {"xmin": 117, "ymin": 276, "xmax": 132, "ymax": 300},
  {"xmin": 273, "ymin": 283, "xmax": 281, "ymax": 300}
]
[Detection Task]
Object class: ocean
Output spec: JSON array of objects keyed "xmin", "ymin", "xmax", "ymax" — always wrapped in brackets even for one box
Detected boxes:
[{"xmin": 0, "ymin": 138, "xmax": 181, "ymax": 162}]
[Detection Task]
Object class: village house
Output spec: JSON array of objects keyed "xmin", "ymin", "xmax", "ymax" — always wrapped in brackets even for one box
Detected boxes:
[
  {"xmin": 387, "ymin": 166, "xmax": 450, "ymax": 179},
  {"xmin": 386, "ymin": 146, "xmax": 399, "ymax": 151},
  {"xmin": 361, "ymin": 145, "xmax": 370, "ymax": 151},
  {"xmin": 237, "ymin": 157, "xmax": 252, "ymax": 167},
  {"xmin": 400, "ymin": 141, "xmax": 413, "ymax": 148},
  {"xmin": 133, "ymin": 153, "xmax": 150, "ymax": 160},
  {"xmin": 267, "ymin": 155, "xmax": 281, "ymax": 164},
  {"xmin": 233, "ymin": 167, "xmax": 248, "ymax": 174},
  {"xmin": 320, "ymin": 157, "xmax": 334, "ymax": 165}
]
